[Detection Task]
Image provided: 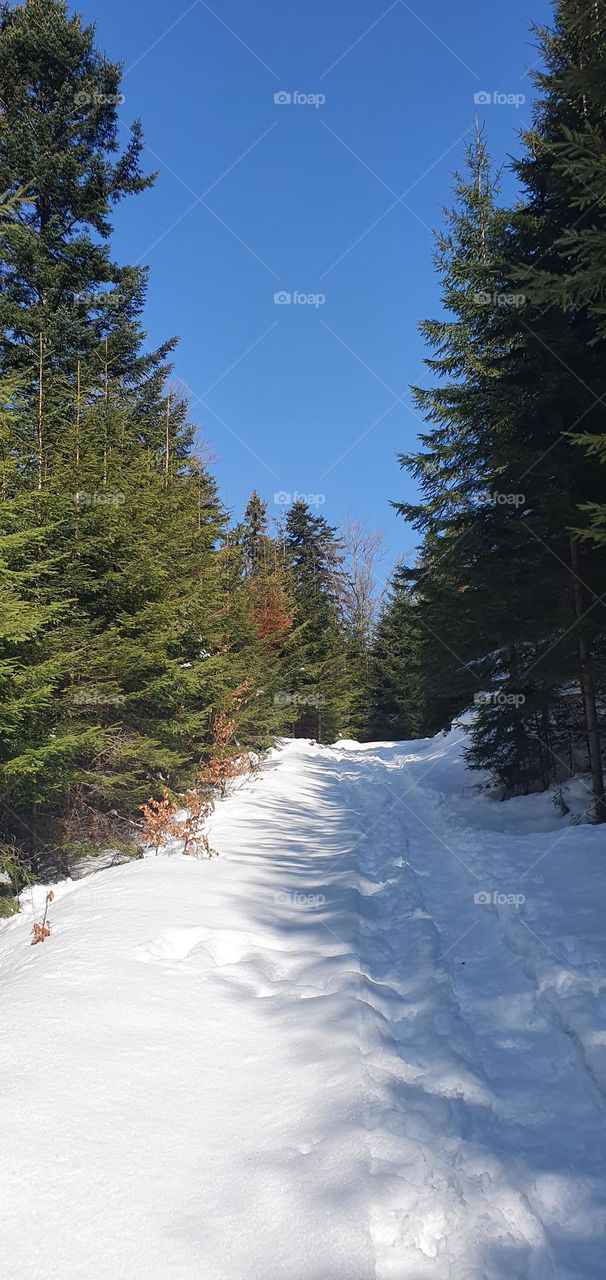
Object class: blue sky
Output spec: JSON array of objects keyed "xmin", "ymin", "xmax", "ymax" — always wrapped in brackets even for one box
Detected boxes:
[{"xmin": 84, "ymin": 0, "xmax": 552, "ymax": 570}]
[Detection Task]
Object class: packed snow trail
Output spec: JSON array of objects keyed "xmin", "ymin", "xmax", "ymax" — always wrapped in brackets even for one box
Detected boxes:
[{"xmin": 1, "ymin": 736, "xmax": 606, "ymax": 1280}]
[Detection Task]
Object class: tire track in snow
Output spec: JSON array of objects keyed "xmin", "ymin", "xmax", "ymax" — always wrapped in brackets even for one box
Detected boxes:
[
  {"xmin": 328, "ymin": 745, "xmax": 553, "ymax": 1279},
  {"xmin": 344, "ymin": 742, "xmax": 606, "ymax": 1280}
]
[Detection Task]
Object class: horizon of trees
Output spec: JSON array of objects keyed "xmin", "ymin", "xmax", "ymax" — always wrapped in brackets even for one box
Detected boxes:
[{"xmin": 1, "ymin": 0, "xmax": 606, "ymax": 922}]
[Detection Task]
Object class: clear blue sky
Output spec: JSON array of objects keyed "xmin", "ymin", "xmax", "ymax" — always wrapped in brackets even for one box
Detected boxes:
[{"xmin": 83, "ymin": 0, "xmax": 552, "ymax": 569}]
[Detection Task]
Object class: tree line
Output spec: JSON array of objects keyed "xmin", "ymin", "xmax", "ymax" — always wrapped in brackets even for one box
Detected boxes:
[
  {"xmin": 2, "ymin": 0, "xmax": 605, "ymax": 917},
  {"xmin": 0, "ymin": 0, "xmax": 382, "ymax": 908},
  {"xmin": 371, "ymin": 0, "xmax": 606, "ymax": 823}
]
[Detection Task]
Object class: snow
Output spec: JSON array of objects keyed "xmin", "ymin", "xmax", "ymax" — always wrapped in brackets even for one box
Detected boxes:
[{"xmin": 1, "ymin": 731, "xmax": 606, "ymax": 1279}]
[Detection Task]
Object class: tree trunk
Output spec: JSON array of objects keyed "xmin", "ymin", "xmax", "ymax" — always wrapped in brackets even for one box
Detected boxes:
[
  {"xmin": 164, "ymin": 395, "xmax": 171, "ymax": 490},
  {"xmin": 37, "ymin": 332, "xmax": 44, "ymax": 491},
  {"xmin": 570, "ymin": 537, "xmax": 606, "ymax": 822}
]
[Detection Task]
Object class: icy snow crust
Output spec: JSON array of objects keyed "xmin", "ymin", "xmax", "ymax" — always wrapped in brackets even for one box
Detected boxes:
[{"xmin": 2, "ymin": 732, "xmax": 606, "ymax": 1279}]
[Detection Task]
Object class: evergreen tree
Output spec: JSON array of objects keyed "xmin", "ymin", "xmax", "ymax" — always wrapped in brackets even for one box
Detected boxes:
[
  {"xmin": 368, "ymin": 568, "xmax": 421, "ymax": 740},
  {"xmin": 240, "ymin": 490, "xmax": 269, "ymax": 574},
  {"xmin": 0, "ymin": 0, "xmax": 174, "ymax": 448},
  {"xmin": 283, "ymin": 499, "xmax": 352, "ymax": 741},
  {"xmin": 0, "ymin": 2, "xmax": 297, "ymax": 870},
  {"xmin": 507, "ymin": 0, "xmax": 606, "ymax": 817},
  {"xmin": 390, "ymin": 112, "xmax": 606, "ymax": 814}
]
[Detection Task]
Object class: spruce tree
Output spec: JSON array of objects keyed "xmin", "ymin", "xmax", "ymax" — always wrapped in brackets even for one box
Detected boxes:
[
  {"xmin": 283, "ymin": 499, "xmax": 352, "ymax": 741},
  {"xmin": 507, "ymin": 0, "xmax": 606, "ymax": 818},
  {"xmin": 0, "ymin": 2, "xmax": 288, "ymax": 869},
  {"xmin": 0, "ymin": 0, "xmax": 174, "ymax": 435},
  {"xmin": 391, "ymin": 117, "xmax": 606, "ymax": 811},
  {"xmin": 240, "ymin": 490, "xmax": 269, "ymax": 575}
]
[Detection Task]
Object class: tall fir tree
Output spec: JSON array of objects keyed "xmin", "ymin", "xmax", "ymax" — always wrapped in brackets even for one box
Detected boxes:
[{"xmin": 282, "ymin": 499, "xmax": 353, "ymax": 741}]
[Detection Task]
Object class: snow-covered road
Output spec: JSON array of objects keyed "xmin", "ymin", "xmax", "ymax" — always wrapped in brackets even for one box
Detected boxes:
[{"xmin": 2, "ymin": 735, "xmax": 606, "ymax": 1279}]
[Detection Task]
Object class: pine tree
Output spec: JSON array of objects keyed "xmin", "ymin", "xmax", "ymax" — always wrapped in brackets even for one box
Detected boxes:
[
  {"xmin": 506, "ymin": 0, "xmax": 606, "ymax": 818},
  {"xmin": 0, "ymin": 3, "xmax": 280, "ymax": 868},
  {"xmin": 0, "ymin": 0, "xmax": 174, "ymax": 440},
  {"xmin": 391, "ymin": 116, "xmax": 606, "ymax": 812},
  {"xmin": 368, "ymin": 568, "xmax": 421, "ymax": 740},
  {"xmin": 283, "ymin": 499, "xmax": 353, "ymax": 741},
  {"xmin": 240, "ymin": 490, "xmax": 269, "ymax": 574},
  {"xmin": 518, "ymin": 3, "xmax": 606, "ymax": 547}
]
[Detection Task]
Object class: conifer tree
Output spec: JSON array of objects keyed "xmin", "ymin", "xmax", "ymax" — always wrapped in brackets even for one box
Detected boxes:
[
  {"xmin": 368, "ymin": 569, "xmax": 421, "ymax": 740},
  {"xmin": 0, "ymin": 1, "xmax": 282, "ymax": 868},
  {"xmin": 390, "ymin": 114, "xmax": 606, "ymax": 813},
  {"xmin": 0, "ymin": 0, "xmax": 174, "ymax": 431},
  {"xmin": 506, "ymin": 0, "xmax": 606, "ymax": 817},
  {"xmin": 283, "ymin": 499, "xmax": 352, "ymax": 740},
  {"xmin": 240, "ymin": 490, "xmax": 269, "ymax": 574}
]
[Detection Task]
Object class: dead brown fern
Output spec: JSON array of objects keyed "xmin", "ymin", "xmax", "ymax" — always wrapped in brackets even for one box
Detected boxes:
[
  {"xmin": 31, "ymin": 891, "xmax": 54, "ymax": 945},
  {"xmin": 138, "ymin": 791, "xmax": 179, "ymax": 855},
  {"xmin": 178, "ymin": 790, "xmax": 216, "ymax": 858}
]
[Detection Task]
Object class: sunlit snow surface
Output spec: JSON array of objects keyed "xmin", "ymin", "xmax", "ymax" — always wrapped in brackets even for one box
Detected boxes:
[{"xmin": 2, "ymin": 732, "xmax": 606, "ymax": 1279}]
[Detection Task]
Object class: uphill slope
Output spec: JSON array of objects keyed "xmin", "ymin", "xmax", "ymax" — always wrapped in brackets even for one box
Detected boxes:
[{"xmin": 1, "ymin": 735, "xmax": 605, "ymax": 1280}]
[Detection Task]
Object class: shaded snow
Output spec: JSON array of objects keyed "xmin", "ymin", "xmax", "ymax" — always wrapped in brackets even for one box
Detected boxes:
[{"xmin": 1, "ymin": 733, "xmax": 606, "ymax": 1279}]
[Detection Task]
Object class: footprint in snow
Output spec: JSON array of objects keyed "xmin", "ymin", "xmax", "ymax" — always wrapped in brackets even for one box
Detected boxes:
[{"xmin": 137, "ymin": 927, "xmax": 251, "ymax": 967}]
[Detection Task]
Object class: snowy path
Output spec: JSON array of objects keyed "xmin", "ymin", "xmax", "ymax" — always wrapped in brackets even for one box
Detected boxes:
[{"xmin": 1, "ymin": 736, "xmax": 606, "ymax": 1279}]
